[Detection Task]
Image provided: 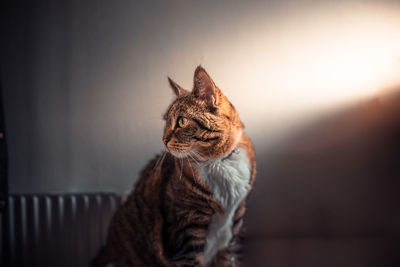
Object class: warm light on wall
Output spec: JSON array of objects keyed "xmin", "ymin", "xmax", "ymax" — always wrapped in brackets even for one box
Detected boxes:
[{"xmin": 207, "ymin": 2, "xmax": 400, "ymax": 146}]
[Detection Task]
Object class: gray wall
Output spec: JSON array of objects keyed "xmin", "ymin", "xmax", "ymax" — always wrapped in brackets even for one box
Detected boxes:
[{"xmin": 1, "ymin": 0, "xmax": 400, "ymax": 196}]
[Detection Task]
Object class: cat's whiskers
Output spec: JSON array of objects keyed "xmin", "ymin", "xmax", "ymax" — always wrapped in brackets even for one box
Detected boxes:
[
  {"xmin": 186, "ymin": 153, "xmax": 205, "ymax": 189},
  {"xmin": 153, "ymin": 152, "xmax": 163, "ymax": 171},
  {"xmin": 191, "ymin": 150, "xmax": 206, "ymax": 162},
  {"xmin": 191, "ymin": 152, "xmax": 202, "ymax": 163},
  {"xmin": 153, "ymin": 150, "xmax": 166, "ymax": 173},
  {"xmin": 159, "ymin": 151, "xmax": 167, "ymax": 169},
  {"xmin": 188, "ymin": 152, "xmax": 200, "ymax": 166},
  {"xmin": 179, "ymin": 157, "xmax": 183, "ymax": 180},
  {"xmin": 186, "ymin": 156, "xmax": 196, "ymax": 179}
]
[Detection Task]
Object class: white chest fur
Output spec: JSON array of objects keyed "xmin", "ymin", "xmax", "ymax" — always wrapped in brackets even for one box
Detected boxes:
[{"xmin": 198, "ymin": 147, "xmax": 251, "ymax": 264}]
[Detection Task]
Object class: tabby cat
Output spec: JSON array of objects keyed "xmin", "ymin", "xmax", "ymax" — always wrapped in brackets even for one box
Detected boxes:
[{"xmin": 92, "ymin": 66, "xmax": 256, "ymax": 267}]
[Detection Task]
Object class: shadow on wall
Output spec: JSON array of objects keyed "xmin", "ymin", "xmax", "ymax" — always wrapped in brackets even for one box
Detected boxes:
[{"xmin": 243, "ymin": 88, "xmax": 400, "ymax": 267}]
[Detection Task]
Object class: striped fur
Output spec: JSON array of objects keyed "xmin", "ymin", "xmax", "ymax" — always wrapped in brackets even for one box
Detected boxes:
[{"xmin": 92, "ymin": 66, "xmax": 256, "ymax": 267}]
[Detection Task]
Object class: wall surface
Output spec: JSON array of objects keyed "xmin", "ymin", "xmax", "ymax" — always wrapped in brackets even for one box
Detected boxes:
[
  {"xmin": 244, "ymin": 90, "xmax": 400, "ymax": 266},
  {"xmin": 2, "ymin": 0, "xmax": 400, "ymax": 194}
]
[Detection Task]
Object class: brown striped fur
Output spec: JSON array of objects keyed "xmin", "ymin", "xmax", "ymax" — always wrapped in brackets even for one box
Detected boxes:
[{"xmin": 92, "ymin": 66, "xmax": 256, "ymax": 267}]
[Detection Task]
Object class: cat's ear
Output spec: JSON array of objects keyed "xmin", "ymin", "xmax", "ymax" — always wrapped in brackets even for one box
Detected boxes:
[
  {"xmin": 168, "ymin": 77, "xmax": 188, "ymax": 97},
  {"xmin": 193, "ymin": 66, "xmax": 220, "ymax": 107}
]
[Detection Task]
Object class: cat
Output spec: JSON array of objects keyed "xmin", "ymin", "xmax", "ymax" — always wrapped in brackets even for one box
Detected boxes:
[{"xmin": 92, "ymin": 66, "xmax": 256, "ymax": 267}]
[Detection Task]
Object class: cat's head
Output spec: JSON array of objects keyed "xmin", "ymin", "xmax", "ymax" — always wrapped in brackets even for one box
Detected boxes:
[{"xmin": 163, "ymin": 66, "xmax": 244, "ymax": 160}]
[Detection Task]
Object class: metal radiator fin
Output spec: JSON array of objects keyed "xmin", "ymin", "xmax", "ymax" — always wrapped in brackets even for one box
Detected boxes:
[{"xmin": 6, "ymin": 193, "xmax": 119, "ymax": 267}]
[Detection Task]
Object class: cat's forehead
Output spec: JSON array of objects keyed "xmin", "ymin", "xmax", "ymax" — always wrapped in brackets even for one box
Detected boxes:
[{"xmin": 165, "ymin": 95, "xmax": 207, "ymax": 119}]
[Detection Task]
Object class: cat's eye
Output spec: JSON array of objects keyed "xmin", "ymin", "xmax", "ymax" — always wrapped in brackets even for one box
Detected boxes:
[{"xmin": 177, "ymin": 116, "xmax": 187, "ymax": 128}]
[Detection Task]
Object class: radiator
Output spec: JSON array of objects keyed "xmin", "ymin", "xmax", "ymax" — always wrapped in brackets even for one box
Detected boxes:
[{"xmin": 3, "ymin": 193, "xmax": 119, "ymax": 267}]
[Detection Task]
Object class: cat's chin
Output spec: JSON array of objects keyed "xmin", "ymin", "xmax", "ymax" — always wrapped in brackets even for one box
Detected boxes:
[{"xmin": 169, "ymin": 150, "xmax": 190, "ymax": 159}]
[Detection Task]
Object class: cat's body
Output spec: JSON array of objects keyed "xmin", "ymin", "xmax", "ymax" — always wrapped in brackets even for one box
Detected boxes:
[{"xmin": 92, "ymin": 66, "xmax": 256, "ymax": 267}]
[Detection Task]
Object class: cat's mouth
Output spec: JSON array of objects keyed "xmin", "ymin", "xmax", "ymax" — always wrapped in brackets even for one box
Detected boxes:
[{"xmin": 165, "ymin": 144, "xmax": 191, "ymax": 158}]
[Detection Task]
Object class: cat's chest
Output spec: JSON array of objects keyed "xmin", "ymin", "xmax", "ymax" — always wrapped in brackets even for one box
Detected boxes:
[
  {"xmin": 198, "ymin": 148, "xmax": 251, "ymax": 210},
  {"xmin": 197, "ymin": 147, "xmax": 251, "ymax": 264}
]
